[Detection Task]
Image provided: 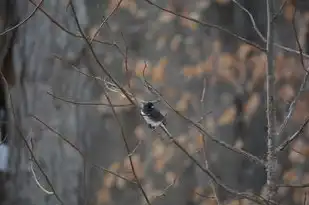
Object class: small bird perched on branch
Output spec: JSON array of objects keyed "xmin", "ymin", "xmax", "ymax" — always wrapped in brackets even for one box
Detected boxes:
[
  {"xmin": 140, "ymin": 102, "xmax": 167, "ymax": 129},
  {"xmin": 104, "ymin": 78, "xmax": 167, "ymax": 130}
]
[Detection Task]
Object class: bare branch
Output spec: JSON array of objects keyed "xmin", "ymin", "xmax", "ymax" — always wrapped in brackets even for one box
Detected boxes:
[
  {"xmin": 158, "ymin": 125, "xmax": 271, "ymax": 205},
  {"xmin": 30, "ymin": 115, "xmax": 136, "ymax": 185},
  {"xmin": 276, "ymin": 117, "xmax": 309, "ymax": 152},
  {"xmin": 143, "ymin": 0, "xmax": 264, "ymax": 51},
  {"xmin": 142, "ymin": 78, "xmax": 265, "ymax": 166},
  {"xmin": 101, "ymin": 87, "xmax": 151, "ymax": 204},
  {"xmin": 0, "ymin": 72, "xmax": 64, "ymax": 204},
  {"xmin": 272, "ymin": 0, "xmax": 289, "ymax": 22},
  {"xmin": 29, "ymin": 161, "xmax": 54, "ymax": 195},
  {"xmin": 47, "ymin": 91, "xmax": 133, "ymax": 107},
  {"xmin": 277, "ymin": 8, "xmax": 309, "ymax": 137},
  {"xmin": 0, "ymin": 0, "xmax": 44, "ymax": 36},
  {"xmin": 143, "ymin": 0, "xmax": 309, "ymax": 59},
  {"xmin": 68, "ymin": 1, "xmax": 136, "ymax": 106},
  {"xmin": 265, "ymin": 0, "xmax": 277, "ymax": 201},
  {"xmin": 232, "ymin": 0, "xmax": 265, "ymax": 42},
  {"xmin": 277, "ymin": 183, "xmax": 309, "ymax": 188},
  {"xmin": 89, "ymin": 0, "xmax": 123, "ymax": 44},
  {"xmin": 28, "ymin": 0, "xmax": 124, "ymax": 55}
]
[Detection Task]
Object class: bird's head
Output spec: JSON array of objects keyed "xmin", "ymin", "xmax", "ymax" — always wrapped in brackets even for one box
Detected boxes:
[{"xmin": 142, "ymin": 102, "xmax": 154, "ymax": 112}]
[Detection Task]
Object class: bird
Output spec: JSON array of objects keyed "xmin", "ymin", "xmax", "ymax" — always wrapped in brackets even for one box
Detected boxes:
[{"xmin": 140, "ymin": 102, "xmax": 167, "ymax": 129}]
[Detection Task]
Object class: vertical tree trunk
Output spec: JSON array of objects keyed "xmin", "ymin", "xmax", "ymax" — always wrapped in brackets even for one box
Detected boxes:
[{"xmin": 3, "ymin": 1, "xmax": 89, "ymax": 204}]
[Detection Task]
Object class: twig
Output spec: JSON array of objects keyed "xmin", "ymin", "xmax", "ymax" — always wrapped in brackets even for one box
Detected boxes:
[
  {"xmin": 143, "ymin": 0, "xmax": 264, "ymax": 51},
  {"xmin": 277, "ymin": 7, "xmax": 309, "ymax": 137},
  {"xmin": 265, "ymin": 0, "xmax": 277, "ymax": 201},
  {"xmin": 101, "ymin": 87, "xmax": 151, "ymax": 204},
  {"xmin": 89, "ymin": 0, "xmax": 123, "ymax": 44},
  {"xmin": 28, "ymin": 0, "xmax": 124, "ymax": 55},
  {"xmin": 159, "ymin": 125, "xmax": 271, "ymax": 205},
  {"xmin": 47, "ymin": 91, "xmax": 133, "ymax": 107},
  {"xmin": 0, "ymin": 72, "xmax": 64, "ymax": 204},
  {"xmin": 142, "ymin": 77, "xmax": 265, "ymax": 166},
  {"xmin": 30, "ymin": 114, "xmax": 136, "ymax": 185},
  {"xmin": 66, "ymin": 1, "xmax": 151, "ymax": 200},
  {"xmin": 200, "ymin": 78, "xmax": 220, "ymax": 204},
  {"xmin": 272, "ymin": 0, "xmax": 289, "ymax": 22},
  {"xmin": 0, "ymin": 0, "xmax": 44, "ymax": 36},
  {"xmin": 68, "ymin": 1, "xmax": 135, "ymax": 106},
  {"xmin": 28, "ymin": 131, "xmax": 54, "ymax": 195},
  {"xmin": 143, "ymin": 0, "xmax": 309, "ymax": 59},
  {"xmin": 276, "ymin": 117, "xmax": 309, "ymax": 152},
  {"xmin": 30, "ymin": 160, "xmax": 54, "ymax": 195},
  {"xmin": 232, "ymin": 0, "xmax": 266, "ymax": 42},
  {"xmin": 277, "ymin": 183, "xmax": 309, "ymax": 188}
]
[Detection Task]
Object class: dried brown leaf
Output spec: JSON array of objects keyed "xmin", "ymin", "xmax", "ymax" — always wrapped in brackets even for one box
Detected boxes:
[
  {"xmin": 152, "ymin": 139, "xmax": 165, "ymax": 159},
  {"xmin": 158, "ymin": 11, "xmax": 175, "ymax": 23},
  {"xmin": 283, "ymin": 169, "xmax": 298, "ymax": 183},
  {"xmin": 96, "ymin": 187, "xmax": 111, "ymax": 204},
  {"xmin": 154, "ymin": 158, "xmax": 166, "ymax": 172},
  {"xmin": 134, "ymin": 125, "xmax": 146, "ymax": 140},
  {"xmin": 165, "ymin": 171, "xmax": 177, "ymax": 184},
  {"xmin": 237, "ymin": 44, "xmax": 254, "ymax": 61},
  {"xmin": 123, "ymin": 154, "xmax": 144, "ymax": 179},
  {"xmin": 288, "ymin": 149, "xmax": 306, "ymax": 163},
  {"xmin": 196, "ymin": 135, "xmax": 205, "ymax": 150},
  {"xmin": 170, "ymin": 34, "xmax": 182, "ymax": 51},
  {"xmin": 218, "ymin": 107, "xmax": 236, "ymax": 126},
  {"xmin": 156, "ymin": 35, "xmax": 167, "ymax": 50},
  {"xmin": 180, "ymin": 11, "xmax": 198, "ymax": 30},
  {"xmin": 115, "ymin": 177, "xmax": 126, "ymax": 189},
  {"xmin": 284, "ymin": 3, "xmax": 295, "ymax": 22},
  {"xmin": 176, "ymin": 92, "xmax": 191, "ymax": 112},
  {"xmin": 152, "ymin": 57, "xmax": 168, "ymax": 83},
  {"xmin": 279, "ymin": 84, "xmax": 295, "ymax": 102},
  {"xmin": 217, "ymin": 54, "xmax": 237, "ymax": 84},
  {"xmin": 244, "ymin": 93, "xmax": 260, "ymax": 117}
]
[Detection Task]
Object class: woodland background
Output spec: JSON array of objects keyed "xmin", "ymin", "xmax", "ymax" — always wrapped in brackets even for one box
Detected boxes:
[{"xmin": 1, "ymin": 0, "xmax": 309, "ymax": 205}]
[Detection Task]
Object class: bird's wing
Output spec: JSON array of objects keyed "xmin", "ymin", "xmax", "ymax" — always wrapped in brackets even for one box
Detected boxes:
[{"xmin": 150, "ymin": 110, "xmax": 165, "ymax": 121}]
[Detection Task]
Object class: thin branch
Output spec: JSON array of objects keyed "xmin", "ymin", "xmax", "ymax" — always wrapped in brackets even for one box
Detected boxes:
[
  {"xmin": 143, "ymin": 0, "xmax": 264, "ymax": 51},
  {"xmin": 142, "ymin": 77, "xmax": 265, "ymax": 166},
  {"xmin": 92, "ymin": 164, "xmax": 137, "ymax": 184},
  {"xmin": 28, "ymin": 132, "xmax": 54, "ymax": 195},
  {"xmin": 65, "ymin": 3, "xmax": 151, "ymax": 203},
  {"xmin": 277, "ymin": 183, "xmax": 309, "ymax": 188},
  {"xmin": 143, "ymin": 0, "xmax": 309, "ymax": 59},
  {"xmin": 0, "ymin": 0, "xmax": 44, "ymax": 36},
  {"xmin": 28, "ymin": 0, "xmax": 124, "ymax": 55},
  {"xmin": 0, "ymin": 72, "xmax": 64, "ymax": 204},
  {"xmin": 47, "ymin": 91, "xmax": 133, "ymax": 107},
  {"xmin": 272, "ymin": 0, "xmax": 289, "ymax": 22},
  {"xmin": 292, "ymin": 7, "xmax": 306, "ymax": 71},
  {"xmin": 232, "ymin": 0, "xmax": 265, "ymax": 42},
  {"xmin": 200, "ymin": 78, "xmax": 220, "ymax": 204},
  {"xmin": 68, "ymin": 1, "xmax": 136, "ymax": 106},
  {"xmin": 159, "ymin": 125, "xmax": 271, "ymax": 205},
  {"xmin": 101, "ymin": 87, "xmax": 151, "ymax": 204},
  {"xmin": 276, "ymin": 117, "xmax": 309, "ymax": 152},
  {"xmin": 29, "ymin": 160, "xmax": 54, "ymax": 195},
  {"xmin": 89, "ymin": 0, "xmax": 123, "ymax": 44},
  {"xmin": 265, "ymin": 0, "xmax": 277, "ymax": 201},
  {"xmin": 30, "ymin": 114, "xmax": 136, "ymax": 185},
  {"xmin": 277, "ymin": 8, "xmax": 309, "ymax": 137}
]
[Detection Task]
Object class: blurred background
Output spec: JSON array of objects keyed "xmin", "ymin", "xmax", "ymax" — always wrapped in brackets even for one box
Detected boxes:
[{"xmin": 1, "ymin": 0, "xmax": 309, "ymax": 204}]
